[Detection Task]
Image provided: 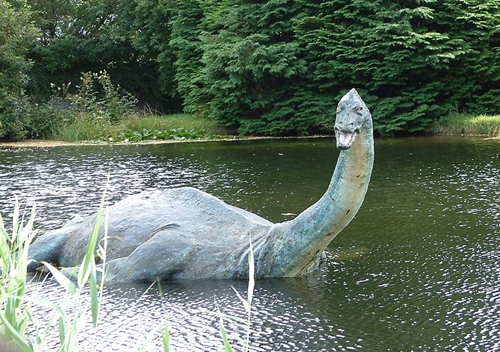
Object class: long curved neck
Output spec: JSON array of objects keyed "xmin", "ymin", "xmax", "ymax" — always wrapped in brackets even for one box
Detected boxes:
[{"xmin": 255, "ymin": 118, "xmax": 374, "ymax": 277}]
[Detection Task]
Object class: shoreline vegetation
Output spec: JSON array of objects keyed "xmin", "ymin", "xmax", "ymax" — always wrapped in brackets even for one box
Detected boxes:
[
  {"xmin": 2, "ymin": 69, "xmax": 497, "ymax": 146},
  {"xmin": 0, "ymin": 111, "xmax": 498, "ymax": 149},
  {"xmin": 3, "ymin": 1, "xmax": 500, "ymax": 142},
  {"xmin": 432, "ymin": 112, "xmax": 500, "ymax": 138}
]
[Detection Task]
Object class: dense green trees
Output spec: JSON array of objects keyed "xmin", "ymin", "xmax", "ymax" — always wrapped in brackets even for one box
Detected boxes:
[
  {"xmin": 435, "ymin": 1, "xmax": 500, "ymax": 114},
  {"xmin": 1, "ymin": 0, "xmax": 499, "ymax": 139},
  {"xmin": 0, "ymin": 0, "xmax": 36, "ymax": 139},
  {"xmin": 293, "ymin": 0, "xmax": 471, "ymax": 133},
  {"xmin": 26, "ymin": 0, "xmax": 177, "ymax": 111},
  {"xmin": 198, "ymin": 0, "xmax": 309, "ymax": 134},
  {"xmin": 170, "ymin": 0, "xmax": 500, "ymax": 135}
]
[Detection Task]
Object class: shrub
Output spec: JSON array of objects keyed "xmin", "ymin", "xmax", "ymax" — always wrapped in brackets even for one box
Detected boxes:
[
  {"xmin": 0, "ymin": 1, "xmax": 36, "ymax": 140},
  {"xmin": 68, "ymin": 71, "xmax": 138, "ymax": 124}
]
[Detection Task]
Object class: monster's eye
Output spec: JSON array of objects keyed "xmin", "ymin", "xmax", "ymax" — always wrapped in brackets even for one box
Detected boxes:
[{"xmin": 355, "ymin": 106, "xmax": 363, "ymax": 114}]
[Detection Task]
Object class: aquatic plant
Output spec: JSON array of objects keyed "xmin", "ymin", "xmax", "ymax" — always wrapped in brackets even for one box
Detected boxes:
[
  {"xmin": 109, "ymin": 127, "xmax": 218, "ymax": 143},
  {"xmin": 0, "ymin": 199, "xmax": 37, "ymax": 351},
  {"xmin": 216, "ymin": 240, "xmax": 255, "ymax": 352},
  {"xmin": 0, "ymin": 193, "xmax": 107, "ymax": 351}
]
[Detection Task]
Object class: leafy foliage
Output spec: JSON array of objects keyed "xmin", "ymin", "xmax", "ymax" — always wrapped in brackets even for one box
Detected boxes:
[
  {"xmin": 116, "ymin": 0, "xmax": 182, "ymax": 111},
  {"xmin": 26, "ymin": 0, "xmax": 177, "ymax": 112},
  {"xmin": 24, "ymin": 70, "xmax": 139, "ymax": 141},
  {"xmin": 198, "ymin": 0, "xmax": 308, "ymax": 135},
  {"xmin": 64, "ymin": 70, "xmax": 138, "ymax": 124},
  {"xmin": 167, "ymin": 0, "xmax": 500, "ymax": 135},
  {"xmin": 292, "ymin": 0, "xmax": 472, "ymax": 133},
  {"xmin": 0, "ymin": 0, "xmax": 37, "ymax": 140},
  {"xmin": 1, "ymin": 0, "xmax": 500, "ymax": 139}
]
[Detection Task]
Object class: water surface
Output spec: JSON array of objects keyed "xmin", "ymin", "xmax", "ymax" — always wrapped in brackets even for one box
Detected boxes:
[{"xmin": 1, "ymin": 136, "xmax": 499, "ymax": 351}]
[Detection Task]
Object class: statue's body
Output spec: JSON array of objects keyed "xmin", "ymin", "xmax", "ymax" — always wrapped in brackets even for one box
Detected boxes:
[{"xmin": 28, "ymin": 89, "xmax": 374, "ymax": 282}]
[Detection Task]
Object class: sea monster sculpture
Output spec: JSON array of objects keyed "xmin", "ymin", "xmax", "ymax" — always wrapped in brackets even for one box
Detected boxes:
[{"xmin": 28, "ymin": 88, "xmax": 374, "ymax": 282}]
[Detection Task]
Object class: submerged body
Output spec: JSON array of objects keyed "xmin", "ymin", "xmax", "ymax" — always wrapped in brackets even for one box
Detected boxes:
[{"xmin": 28, "ymin": 89, "xmax": 374, "ymax": 282}]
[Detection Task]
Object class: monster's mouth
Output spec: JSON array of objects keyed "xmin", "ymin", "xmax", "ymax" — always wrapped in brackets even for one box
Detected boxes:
[{"xmin": 335, "ymin": 128, "xmax": 360, "ymax": 150}]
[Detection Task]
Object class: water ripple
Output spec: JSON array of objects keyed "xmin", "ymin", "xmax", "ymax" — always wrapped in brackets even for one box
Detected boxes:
[{"xmin": 2, "ymin": 136, "xmax": 500, "ymax": 350}]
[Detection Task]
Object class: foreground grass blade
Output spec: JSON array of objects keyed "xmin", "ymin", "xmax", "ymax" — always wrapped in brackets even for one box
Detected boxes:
[
  {"xmin": 13, "ymin": 295, "xmax": 68, "ymax": 325},
  {"xmin": 11, "ymin": 198, "xmax": 19, "ymax": 247},
  {"xmin": 58, "ymin": 316, "xmax": 66, "ymax": 348},
  {"xmin": 0, "ymin": 201, "xmax": 38, "ymax": 350},
  {"xmin": 216, "ymin": 301, "xmax": 233, "ymax": 352},
  {"xmin": 0, "ymin": 314, "xmax": 32, "ymax": 352},
  {"xmin": 41, "ymin": 262, "xmax": 76, "ymax": 295},
  {"xmin": 163, "ymin": 318, "xmax": 170, "ymax": 352},
  {"xmin": 78, "ymin": 189, "xmax": 106, "ymax": 287},
  {"xmin": 247, "ymin": 240, "xmax": 255, "ymax": 309},
  {"xmin": 216, "ymin": 238, "xmax": 256, "ymax": 352},
  {"xmin": 231, "ymin": 240, "xmax": 255, "ymax": 313},
  {"xmin": 77, "ymin": 185, "xmax": 107, "ymax": 329},
  {"xmin": 0, "ymin": 192, "xmax": 110, "ymax": 351},
  {"xmin": 89, "ymin": 259, "xmax": 99, "ymax": 327}
]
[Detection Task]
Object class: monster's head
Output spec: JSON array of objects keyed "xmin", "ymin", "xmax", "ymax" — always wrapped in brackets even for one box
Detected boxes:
[{"xmin": 334, "ymin": 88, "xmax": 370, "ymax": 150}]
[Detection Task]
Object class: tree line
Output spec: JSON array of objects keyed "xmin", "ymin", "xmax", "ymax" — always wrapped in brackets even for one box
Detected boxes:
[{"xmin": 1, "ymin": 0, "xmax": 499, "ymax": 139}]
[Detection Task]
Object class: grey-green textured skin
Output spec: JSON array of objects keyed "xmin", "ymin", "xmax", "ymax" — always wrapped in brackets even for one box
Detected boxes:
[{"xmin": 27, "ymin": 89, "xmax": 374, "ymax": 282}]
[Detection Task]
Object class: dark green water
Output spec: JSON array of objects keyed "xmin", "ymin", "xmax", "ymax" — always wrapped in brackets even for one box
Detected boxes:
[{"xmin": 1, "ymin": 136, "xmax": 499, "ymax": 351}]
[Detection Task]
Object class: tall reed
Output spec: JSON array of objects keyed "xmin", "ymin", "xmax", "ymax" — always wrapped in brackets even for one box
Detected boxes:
[
  {"xmin": 0, "ymin": 199, "xmax": 37, "ymax": 351},
  {"xmin": 0, "ymin": 195, "xmax": 255, "ymax": 351},
  {"xmin": 217, "ymin": 240, "xmax": 256, "ymax": 352},
  {"xmin": 0, "ymin": 193, "xmax": 108, "ymax": 351}
]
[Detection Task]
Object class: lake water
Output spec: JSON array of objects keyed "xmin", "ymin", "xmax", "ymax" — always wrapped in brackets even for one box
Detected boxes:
[{"xmin": 1, "ymin": 136, "xmax": 499, "ymax": 351}]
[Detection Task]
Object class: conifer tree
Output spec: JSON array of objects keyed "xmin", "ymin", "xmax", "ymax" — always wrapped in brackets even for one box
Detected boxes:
[
  {"xmin": 169, "ymin": 0, "xmax": 208, "ymax": 114},
  {"xmin": 0, "ymin": 0, "xmax": 36, "ymax": 139},
  {"xmin": 196, "ymin": 0, "xmax": 307, "ymax": 135},
  {"xmin": 432, "ymin": 0, "xmax": 500, "ymax": 114},
  {"xmin": 294, "ymin": 0, "xmax": 471, "ymax": 133}
]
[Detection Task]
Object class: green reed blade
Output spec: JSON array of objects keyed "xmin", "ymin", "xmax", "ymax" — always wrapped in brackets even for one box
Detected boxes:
[
  {"xmin": 78, "ymin": 189, "xmax": 106, "ymax": 287},
  {"xmin": 89, "ymin": 259, "xmax": 99, "ymax": 327},
  {"xmin": 41, "ymin": 262, "xmax": 76, "ymax": 295},
  {"xmin": 247, "ymin": 239, "xmax": 255, "ymax": 309},
  {"xmin": 216, "ymin": 301, "xmax": 233, "ymax": 352},
  {"xmin": 0, "ymin": 313, "xmax": 32, "ymax": 352},
  {"xmin": 162, "ymin": 318, "xmax": 170, "ymax": 352}
]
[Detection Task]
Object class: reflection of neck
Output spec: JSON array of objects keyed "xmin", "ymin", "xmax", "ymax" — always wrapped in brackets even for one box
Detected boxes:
[{"xmin": 255, "ymin": 118, "xmax": 374, "ymax": 277}]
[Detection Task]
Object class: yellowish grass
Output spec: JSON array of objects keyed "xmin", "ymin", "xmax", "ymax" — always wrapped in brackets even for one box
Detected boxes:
[
  {"xmin": 435, "ymin": 113, "xmax": 500, "ymax": 137},
  {"xmin": 55, "ymin": 113, "xmax": 227, "ymax": 142}
]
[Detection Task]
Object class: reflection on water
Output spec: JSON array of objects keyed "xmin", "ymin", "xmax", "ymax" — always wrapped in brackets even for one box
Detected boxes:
[{"xmin": 1, "ymin": 136, "xmax": 500, "ymax": 351}]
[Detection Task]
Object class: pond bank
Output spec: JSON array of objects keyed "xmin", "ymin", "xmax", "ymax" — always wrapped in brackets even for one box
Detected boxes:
[
  {"xmin": 2, "ymin": 133, "xmax": 499, "ymax": 149},
  {"xmin": 0, "ymin": 135, "xmax": 336, "ymax": 149}
]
